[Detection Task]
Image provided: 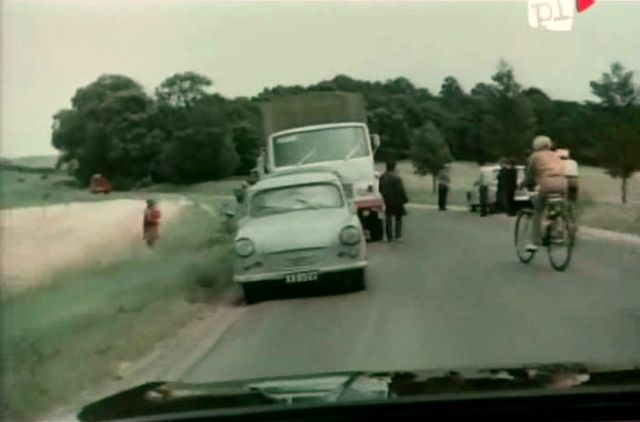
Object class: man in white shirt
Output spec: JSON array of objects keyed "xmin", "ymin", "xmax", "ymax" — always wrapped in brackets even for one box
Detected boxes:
[{"xmin": 557, "ymin": 149, "xmax": 579, "ymax": 203}]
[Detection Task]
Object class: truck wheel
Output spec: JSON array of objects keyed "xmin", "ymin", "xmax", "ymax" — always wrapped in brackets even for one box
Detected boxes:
[
  {"xmin": 242, "ymin": 284, "xmax": 263, "ymax": 305},
  {"xmin": 367, "ymin": 216, "xmax": 384, "ymax": 242}
]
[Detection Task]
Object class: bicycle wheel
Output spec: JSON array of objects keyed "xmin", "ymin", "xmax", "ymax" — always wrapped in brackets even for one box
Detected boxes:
[
  {"xmin": 515, "ymin": 209, "xmax": 536, "ymax": 264},
  {"xmin": 546, "ymin": 213, "xmax": 573, "ymax": 271}
]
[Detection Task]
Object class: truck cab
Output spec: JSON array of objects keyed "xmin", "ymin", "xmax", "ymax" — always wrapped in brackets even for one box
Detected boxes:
[{"xmin": 258, "ymin": 93, "xmax": 384, "ymax": 241}]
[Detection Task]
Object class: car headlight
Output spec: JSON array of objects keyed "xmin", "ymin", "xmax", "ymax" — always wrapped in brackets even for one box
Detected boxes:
[
  {"xmin": 234, "ymin": 238, "xmax": 255, "ymax": 257},
  {"xmin": 339, "ymin": 226, "xmax": 361, "ymax": 245}
]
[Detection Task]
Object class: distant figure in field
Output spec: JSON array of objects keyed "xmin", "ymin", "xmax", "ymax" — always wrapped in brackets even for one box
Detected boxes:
[
  {"xmin": 379, "ymin": 160, "xmax": 409, "ymax": 242},
  {"xmin": 437, "ymin": 167, "xmax": 450, "ymax": 211},
  {"xmin": 90, "ymin": 173, "xmax": 113, "ymax": 194},
  {"xmin": 143, "ymin": 199, "xmax": 162, "ymax": 247}
]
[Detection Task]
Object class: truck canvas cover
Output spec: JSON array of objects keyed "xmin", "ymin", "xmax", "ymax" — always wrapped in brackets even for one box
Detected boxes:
[{"xmin": 260, "ymin": 92, "xmax": 367, "ymax": 138}]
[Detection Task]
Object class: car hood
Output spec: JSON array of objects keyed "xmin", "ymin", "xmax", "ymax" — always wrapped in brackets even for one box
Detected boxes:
[
  {"xmin": 237, "ymin": 208, "xmax": 356, "ymax": 253},
  {"xmin": 78, "ymin": 362, "xmax": 640, "ymax": 421}
]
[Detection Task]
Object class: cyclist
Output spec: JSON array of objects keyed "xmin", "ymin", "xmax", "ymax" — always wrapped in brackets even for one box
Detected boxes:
[{"xmin": 522, "ymin": 135, "xmax": 568, "ymax": 252}]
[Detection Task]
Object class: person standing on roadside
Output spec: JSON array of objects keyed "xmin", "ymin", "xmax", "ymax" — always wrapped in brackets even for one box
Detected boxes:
[
  {"xmin": 437, "ymin": 167, "xmax": 450, "ymax": 211},
  {"xmin": 478, "ymin": 166, "xmax": 491, "ymax": 217},
  {"xmin": 503, "ymin": 158, "xmax": 519, "ymax": 216},
  {"xmin": 558, "ymin": 149, "xmax": 579, "ymax": 203},
  {"xmin": 379, "ymin": 160, "xmax": 409, "ymax": 242},
  {"xmin": 558, "ymin": 149, "xmax": 579, "ymax": 233},
  {"xmin": 143, "ymin": 199, "xmax": 162, "ymax": 248},
  {"xmin": 496, "ymin": 157, "xmax": 508, "ymax": 213}
]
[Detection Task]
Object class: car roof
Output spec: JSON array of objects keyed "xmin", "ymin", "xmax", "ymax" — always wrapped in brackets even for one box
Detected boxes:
[{"xmin": 250, "ymin": 171, "xmax": 341, "ymax": 191}]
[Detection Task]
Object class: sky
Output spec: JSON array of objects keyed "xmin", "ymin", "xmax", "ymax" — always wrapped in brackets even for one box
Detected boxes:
[{"xmin": 2, "ymin": 0, "xmax": 639, "ymax": 158}]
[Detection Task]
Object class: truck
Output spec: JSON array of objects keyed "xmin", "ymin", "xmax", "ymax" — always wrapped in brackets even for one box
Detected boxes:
[{"xmin": 257, "ymin": 92, "xmax": 384, "ymax": 241}]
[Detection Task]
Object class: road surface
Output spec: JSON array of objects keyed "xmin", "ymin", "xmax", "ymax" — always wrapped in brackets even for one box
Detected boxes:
[{"xmin": 182, "ymin": 208, "xmax": 640, "ymax": 383}]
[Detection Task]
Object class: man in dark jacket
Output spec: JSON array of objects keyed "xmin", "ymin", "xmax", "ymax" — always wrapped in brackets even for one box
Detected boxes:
[
  {"xmin": 503, "ymin": 158, "xmax": 518, "ymax": 216},
  {"xmin": 379, "ymin": 160, "xmax": 409, "ymax": 242}
]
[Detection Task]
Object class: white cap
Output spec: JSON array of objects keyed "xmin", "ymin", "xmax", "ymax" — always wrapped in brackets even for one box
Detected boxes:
[{"xmin": 532, "ymin": 135, "xmax": 553, "ymax": 151}]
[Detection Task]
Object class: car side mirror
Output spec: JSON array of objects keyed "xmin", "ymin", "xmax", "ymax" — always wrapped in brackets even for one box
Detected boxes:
[{"xmin": 370, "ymin": 134, "xmax": 381, "ymax": 152}]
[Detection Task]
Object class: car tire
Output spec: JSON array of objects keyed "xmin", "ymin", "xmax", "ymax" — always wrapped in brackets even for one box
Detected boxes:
[
  {"xmin": 242, "ymin": 283, "xmax": 263, "ymax": 305},
  {"xmin": 470, "ymin": 205, "xmax": 477, "ymax": 212}
]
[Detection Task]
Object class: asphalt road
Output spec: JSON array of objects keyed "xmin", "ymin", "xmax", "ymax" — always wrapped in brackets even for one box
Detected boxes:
[{"xmin": 183, "ymin": 208, "xmax": 640, "ymax": 383}]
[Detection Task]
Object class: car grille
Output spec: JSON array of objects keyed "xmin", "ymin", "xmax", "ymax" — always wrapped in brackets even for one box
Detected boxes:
[{"xmin": 269, "ymin": 249, "xmax": 322, "ymax": 269}]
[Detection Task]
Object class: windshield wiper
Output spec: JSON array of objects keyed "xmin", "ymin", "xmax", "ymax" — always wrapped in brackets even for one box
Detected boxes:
[
  {"xmin": 296, "ymin": 147, "xmax": 318, "ymax": 165},
  {"xmin": 294, "ymin": 197, "xmax": 318, "ymax": 210}
]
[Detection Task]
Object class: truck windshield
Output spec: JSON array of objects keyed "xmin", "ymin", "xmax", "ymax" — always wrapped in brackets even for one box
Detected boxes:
[{"xmin": 272, "ymin": 126, "xmax": 368, "ymax": 167}]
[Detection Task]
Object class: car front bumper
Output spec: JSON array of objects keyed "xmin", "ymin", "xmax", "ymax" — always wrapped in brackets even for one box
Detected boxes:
[{"xmin": 234, "ymin": 260, "xmax": 367, "ymax": 283}]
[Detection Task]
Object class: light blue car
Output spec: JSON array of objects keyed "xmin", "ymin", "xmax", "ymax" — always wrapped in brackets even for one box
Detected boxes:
[{"xmin": 232, "ymin": 171, "xmax": 367, "ymax": 304}]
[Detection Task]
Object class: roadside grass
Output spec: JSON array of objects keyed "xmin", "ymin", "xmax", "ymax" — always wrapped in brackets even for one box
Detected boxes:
[{"xmin": 0, "ymin": 200, "xmax": 234, "ymax": 421}]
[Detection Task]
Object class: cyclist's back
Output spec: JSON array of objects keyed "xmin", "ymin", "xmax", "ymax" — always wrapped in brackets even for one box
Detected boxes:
[
  {"xmin": 524, "ymin": 136, "xmax": 568, "ymax": 252},
  {"xmin": 527, "ymin": 149, "xmax": 567, "ymax": 195}
]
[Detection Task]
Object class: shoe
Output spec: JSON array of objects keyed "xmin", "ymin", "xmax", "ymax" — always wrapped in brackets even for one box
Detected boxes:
[
  {"xmin": 525, "ymin": 243, "xmax": 539, "ymax": 252},
  {"xmin": 385, "ymin": 238, "xmax": 393, "ymax": 243},
  {"xmin": 396, "ymin": 237, "xmax": 404, "ymax": 242}
]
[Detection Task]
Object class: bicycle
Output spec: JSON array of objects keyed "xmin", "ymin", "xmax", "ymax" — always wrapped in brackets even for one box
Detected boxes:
[{"xmin": 514, "ymin": 192, "xmax": 575, "ymax": 271}]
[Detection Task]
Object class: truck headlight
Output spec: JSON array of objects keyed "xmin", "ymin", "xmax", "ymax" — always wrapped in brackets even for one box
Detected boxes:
[
  {"xmin": 234, "ymin": 238, "xmax": 255, "ymax": 257},
  {"xmin": 339, "ymin": 226, "xmax": 361, "ymax": 245}
]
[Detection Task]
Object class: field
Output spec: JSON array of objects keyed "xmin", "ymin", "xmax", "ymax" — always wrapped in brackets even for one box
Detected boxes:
[
  {"xmin": 378, "ymin": 161, "xmax": 640, "ymax": 234},
  {"xmin": 0, "ymin": 167, "xmax": 242, "ymax": 420}
]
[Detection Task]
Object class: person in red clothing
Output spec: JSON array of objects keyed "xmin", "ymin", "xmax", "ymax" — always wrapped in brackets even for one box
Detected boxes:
[{"xmin": 143, "ymin": 199, "xmax": 162, "ymax": 247}]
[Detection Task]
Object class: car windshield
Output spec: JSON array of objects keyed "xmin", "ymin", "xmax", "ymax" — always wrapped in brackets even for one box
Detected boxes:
[
  {"xmin": 272, "ymin": 126, "xmax": 368, "ymax": 167},
  {"xmin": 250, "ymin": 183, "xmax": 343, "ymax": 217}
]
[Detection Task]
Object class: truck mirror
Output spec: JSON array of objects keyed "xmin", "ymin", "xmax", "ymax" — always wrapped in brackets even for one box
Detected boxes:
[
  {"xmin": 371, "ymin": 134, "xmax": 381, "ymax": 152},
  {"xmin": 234, "ymin": 188, "xmax": 246, "ymax": 204}
]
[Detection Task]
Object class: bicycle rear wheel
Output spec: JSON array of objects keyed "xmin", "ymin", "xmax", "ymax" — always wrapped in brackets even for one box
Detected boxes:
[
  {"xmin": 515, "ymin": 210, "xmax": 536, "ymax": 264},
  {"xmin": 546, "ymin": 213, "xmax": 573, "ymax": 271}
]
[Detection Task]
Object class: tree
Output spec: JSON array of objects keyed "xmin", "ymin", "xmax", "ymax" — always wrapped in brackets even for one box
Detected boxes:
[
  {"xmin": 159, "ymin": 127, "xmax": 239, "ymax": 184},
  {"xmin": 590, "ymin": 62, "xmax": 638, "ymax": 107},
  {"xmin": 491, "ymin": 60, "xmax": 522, "ymax": 97},
  {"xmin": 593, "ymin": 108, "xmax": 640, "ymax": 204},
  {"xmin": 410, "ymin": 122, "xmax": 454, "ymax": 192},
  {"xmin": 466, "ymin": 62, "xmax": 535, "ymax": 163},
  {"xmin": 51, "ymin": 74, "xmax": 156, "ymax": 185},
  {"xmin": 155, "ymin": 72, "xmax": 213, "ymax": 108},
  {"xmin": 590, "ymin": 62, "xmax": 640, "ymax": 203}
]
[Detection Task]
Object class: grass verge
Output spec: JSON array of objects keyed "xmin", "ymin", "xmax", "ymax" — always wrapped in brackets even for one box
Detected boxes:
[{"xmin": 0, "ymin": 199, "xmax": 233, "ymax": 421}]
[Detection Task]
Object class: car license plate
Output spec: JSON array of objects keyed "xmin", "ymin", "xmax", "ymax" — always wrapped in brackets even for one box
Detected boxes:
[{"xmin": 285, "ymin": 271, "xmax": 318, "ymax": 283}]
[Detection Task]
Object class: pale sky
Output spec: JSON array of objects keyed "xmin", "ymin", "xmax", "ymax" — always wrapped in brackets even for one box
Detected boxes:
[{"xmin": 2, "ymin": 0, "xmax": 639, "ymax": 157}]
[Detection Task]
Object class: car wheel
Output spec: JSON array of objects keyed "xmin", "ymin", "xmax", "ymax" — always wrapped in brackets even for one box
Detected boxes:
[
  {"xmin": 349, "ymin": 269, "xmax": 365, "ymax": 292},
  {"xmin": 242, "ymin": 283, "xmax": 263, "ymax": 305},
  {"xmin": 470, "ymin": 205, "xmax": 477, "ymax": 212}
]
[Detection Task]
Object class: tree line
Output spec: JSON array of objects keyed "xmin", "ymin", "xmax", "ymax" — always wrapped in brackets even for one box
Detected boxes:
[{"xmin": 52, "ymin": 61, "xmax": 639, "ymax": 202}]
